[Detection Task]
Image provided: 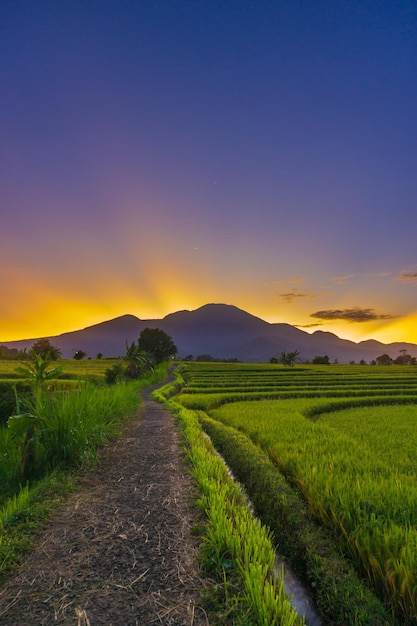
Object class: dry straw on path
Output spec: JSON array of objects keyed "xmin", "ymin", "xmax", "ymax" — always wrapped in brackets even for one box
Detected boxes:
[{"xmin": 0, "ymin": 385, "xmax": 209, "ymax": 625}]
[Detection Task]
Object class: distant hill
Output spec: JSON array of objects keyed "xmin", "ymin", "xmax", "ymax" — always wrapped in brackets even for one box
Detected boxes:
[{"xmin": 2, "ymin": 303, "xmax": 417, "ymax": 363}]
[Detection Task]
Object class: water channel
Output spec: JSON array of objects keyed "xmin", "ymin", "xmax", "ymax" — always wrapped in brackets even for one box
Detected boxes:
[{"xmin": 212, "ymin": 439, "xmax": 323, "ymax": 625}]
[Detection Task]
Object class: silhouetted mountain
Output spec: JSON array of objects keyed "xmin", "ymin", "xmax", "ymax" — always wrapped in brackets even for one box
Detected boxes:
[{"xmin": 2, "ymin": 303, "xmax": 417, "ymax": 363}]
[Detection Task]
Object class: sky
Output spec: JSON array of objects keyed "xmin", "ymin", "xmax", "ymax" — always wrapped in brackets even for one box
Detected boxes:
[{"xmin": 1, "ymin": 0, "xmax": 417, "ymax": 345}]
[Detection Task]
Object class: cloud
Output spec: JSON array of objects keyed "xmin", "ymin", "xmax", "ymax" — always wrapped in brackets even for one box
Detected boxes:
[
  {"xmin": 269, "ymin": 276, "xmax": 306, "ymax": 289},
  {"xmin": 310, "ymin": 307, "xmax": 396, "ymax": 323},
  {"xmin": 331, "ymin": 274, "xmax": 355, "ymax": 285},
  {"xmin": 397, "ymin": 272, "xmax": 417, "ymax": 281},
  {"xmin": 278, "ymin": 290, "xmax": 316, "ymax": 303}
]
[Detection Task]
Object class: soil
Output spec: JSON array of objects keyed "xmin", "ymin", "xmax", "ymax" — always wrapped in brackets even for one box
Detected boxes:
[{"xmin": 0, "ymin": 383, "xmax": 210, "ymax": 625}]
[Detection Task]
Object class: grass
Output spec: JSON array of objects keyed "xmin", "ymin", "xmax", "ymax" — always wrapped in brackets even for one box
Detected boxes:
[
  {"xmin": 199, "ymin": 412, "xmax": 393, "ymax": 625},
  {"xmin": 0, "ymin": 363, "xmax": 169, "ymax": 581},
  {"xmin": 0, "ymin": 470, "xmax": 80, "ymax": 583},
  {"xmin": 153, "ymin": 380, "xmax": 303, "ymax": 626},
  {"xmin": 0, "ymin": 358, "xmax": 122, "ymax": 380},
  {"xmin": 319, "ymin": 404, "xmax": 417, "ymax": 472},
  {"xmin": 172, "ymin": 362, "xmax": 417, "ymax": 624},
  {"xmin": 210, "ymin": 396, "xmax": 417, "ymax": 621}
]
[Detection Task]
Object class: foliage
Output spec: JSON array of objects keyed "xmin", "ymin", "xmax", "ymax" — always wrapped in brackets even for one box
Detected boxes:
[
  {"xmin": 200, "ymin": 413, "xmax": 392, "ymax": 625},
  {"xmin": 14, "ymin": 354, "xmax": 63, "ymax": 389},
  {"xmin": 376, "ymin": 353, "xmax": 393, "ymax": 365},
  {"xmin": 0, "ymin": 382, "xmax": 32, "ymax": 425},
  {"xmin": 29, "ymin": 338, "xmax": 61, "ymax": 361},
  {"xmin": 138, "ymin": 327, "xmax": 177, "ymax": 364},
  {"xmin": 0, "ymin": 471, "xmax": 79, "ymax": 583},
  {"xmin": 312, "ymin": 355, "xmax": 330, "ymax": 364},
  {"xmin": 279, "ymin": 350, "xmax": 301, "ymax": 366},
  {"xmin": 393, "ymin": 351, "xmax": 416, "ymax": 365},
  {"xmin": 0, "ymin": 346, "xmax": 28, "ymax": 360},
  {"xmin": 124, "ymin": 341, "xmax": 155, "ymax": 379},
  {"xmin": 73, "ymin": 350, "xmax": 86, "ymax": 360},
  {"xmin": 0, "ymin": 365, "xmax": 169, "ymax": 582},
  {"xmin": 215, "ymin": 399, "xmax": 417, "ymax": 623},
  {"xmin": 3, "ymin": 381, "xmax": 143, "ymax": 498},
  {"xmin": 173, "ymin": 362, "xmax": 417, "ymax": 623},
  {"xmin": 153, "ymin": 381, "xmax": 303, "ymax": 626},
  {"xmin": 8, "ymin": 409, "xmax": 43, "ymax": 481},
  {"xmin": 105, "ymin": 361, "xmax": 125, "ymax": 384},
  {"xmin": 1, "ymin": 357, "xmax": 129, "ymax": 387},
  {"xmin": 1, "ymin": 363, "xmax": 168, "ymax": 503}
]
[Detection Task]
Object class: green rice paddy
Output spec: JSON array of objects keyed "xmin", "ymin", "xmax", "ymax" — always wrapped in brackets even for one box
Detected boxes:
[{"xmin": 174, "ymin": 362, "xmax": 417, "ymax": 624}]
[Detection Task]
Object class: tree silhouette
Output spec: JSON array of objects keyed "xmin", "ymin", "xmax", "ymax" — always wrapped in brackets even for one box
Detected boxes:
[
  {"xmin": 30, "ymin": 338, "xmax": 61, "ymax": 361},
  {"xmin": 279, "ymin": 350, "xmax": 301, "ymax": 366},
  {"xmin": 137, "ymin": 328, "xmax": 177, "ymax": 364}
]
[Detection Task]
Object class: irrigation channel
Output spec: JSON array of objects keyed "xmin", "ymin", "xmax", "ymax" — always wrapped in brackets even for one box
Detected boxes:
[{"xmin": 212, "ymin": 440, "xmax": 322, "ymax": 626}]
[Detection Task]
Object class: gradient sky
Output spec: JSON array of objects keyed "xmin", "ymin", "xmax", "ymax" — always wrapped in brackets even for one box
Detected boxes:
[{"xmin": 2, "ymin": 1, "xmax": 417, "ymax": 344}]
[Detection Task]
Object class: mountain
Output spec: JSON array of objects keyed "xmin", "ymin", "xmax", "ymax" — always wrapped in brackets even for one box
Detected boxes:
[{"xmin": 2, "ymin": 303, "xmax": 417, "ymax": 363}]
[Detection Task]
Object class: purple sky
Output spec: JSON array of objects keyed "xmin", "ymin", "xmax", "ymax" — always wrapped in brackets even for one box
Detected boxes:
[{"xmin": 1, "ymin": 1, "xmax": 417, "ymax": 343}]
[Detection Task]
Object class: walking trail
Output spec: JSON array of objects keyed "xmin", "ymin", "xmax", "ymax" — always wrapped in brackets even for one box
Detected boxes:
[{"xmin": 0, "ymin": 384, "xmax": 209, "ymax": 625}]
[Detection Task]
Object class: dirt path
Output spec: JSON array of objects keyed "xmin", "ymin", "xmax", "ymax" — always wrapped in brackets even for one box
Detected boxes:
[{"xmin": 0, "ymin": 385, "xmax": 209, "ymax": 625}]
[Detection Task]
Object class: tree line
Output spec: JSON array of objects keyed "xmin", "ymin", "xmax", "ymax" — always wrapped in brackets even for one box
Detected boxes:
[{"xmin": 1, "ymin": 329, "xmax": 178, "ymax": 386}]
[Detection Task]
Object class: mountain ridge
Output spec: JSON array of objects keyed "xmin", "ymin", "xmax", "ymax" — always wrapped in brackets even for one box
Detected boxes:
[{"xmin": 2, "ymin": 303, "xmax": 416, "ymax": 363}]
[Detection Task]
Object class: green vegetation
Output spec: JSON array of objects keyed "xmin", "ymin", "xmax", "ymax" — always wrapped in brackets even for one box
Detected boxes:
[
  {"xmin": 3, "ymin": 347, "xmax": 415, "ymax": 623},
  {"xmin": 14, "ymin": 353, "xmax": 63, "ymax": 389},
  {"xmin": 0, "ymin": 358, "xmax": 123, "ymax": 426},
  {"xmin": 153, "ymin": 381, "xmax": 303, "ymax": 625},
  {"xmin": 103, "ymin": 328, "xmax": 176, "ymax": 382},
  {"xmin": 0, "ymin": 357, "xmax": 169, "ymax": 582},
  {"xmin": 169, "ymin": 362, "xmax": 417, "ymax": 625},
  {"xmin": 29, "ymin": 337, "xmax": 62, "ymax": 360},
  {"xmin": 137, "ymin": 327, "xmax": 178, "ymax": 363}
]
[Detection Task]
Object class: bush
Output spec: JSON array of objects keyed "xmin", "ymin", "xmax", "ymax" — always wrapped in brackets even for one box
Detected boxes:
[{"xmin": 105, "ymin": 363, "xmax": 125, "ymax": 384}]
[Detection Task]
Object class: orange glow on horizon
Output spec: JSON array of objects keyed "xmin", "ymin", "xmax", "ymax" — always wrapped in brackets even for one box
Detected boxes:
[
  {"xmin": 2, "ymin": 296, "xmax": 417, "ymax": 346},
  {"xmin": 2, "ymin": 260, "xmax": 417, "ymax": 345}
]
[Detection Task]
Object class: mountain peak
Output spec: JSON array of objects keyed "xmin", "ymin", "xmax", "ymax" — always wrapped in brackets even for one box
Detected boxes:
[{"xmin": 2, "ymin": 303, "xmax": 417, "ymax": 362}]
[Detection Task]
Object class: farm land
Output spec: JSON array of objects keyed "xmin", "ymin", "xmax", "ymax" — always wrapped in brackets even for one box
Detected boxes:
[
  {"xmin": 173, "ymin": 362, "xmax": 417, "ymax": 625},
  {"xmin": 2, "ymin": 358, "xmax": 417, "ymax": 624},
  {"xmin": 0, "ymin": 357, "xmax": 121, "ymax": 382}
]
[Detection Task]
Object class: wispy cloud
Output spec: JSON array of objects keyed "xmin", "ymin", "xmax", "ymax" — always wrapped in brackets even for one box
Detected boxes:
[
  {"xmin": 331, "ymin": 274, "xmax": 355, "ymax": 285},
  {"xmin": 310, "ymin": 307, "xmax": 396, "ymax": 323},
  {"xmin": 278, "ymin": 289, "xmax": 316, "ymax": 303},
  {"xmin": 396, "ymin": 272, "xmax": 417, "ymax": 282},
  {"xmin": 332, "ymin": 271, "xmax": 394, "ymax": 284}
]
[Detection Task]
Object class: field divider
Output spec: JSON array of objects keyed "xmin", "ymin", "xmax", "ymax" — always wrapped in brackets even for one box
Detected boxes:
[
  {"xmin": 153, "ymin": 382, "xmax": 304, "ymax": 626},
  {"xmin": 196, "ymin": 412, "xmax": 396, "ymax": 626},
  {"xmin": 203, "ymin": 430, "xmax": 323, "ymax": 626}
]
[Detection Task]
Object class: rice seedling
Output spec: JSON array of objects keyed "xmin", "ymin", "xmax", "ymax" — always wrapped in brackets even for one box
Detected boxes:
[
  {"xmin": 153, "ymin": 385, "xmax": 303, "ymax": 625},
  {"xmin": 170, "ymin": 362, "xmax": 417, "ymax": 622},
  {"xmin": 184, "ymin": 359, "xmax": 417, "ymax": 624}
]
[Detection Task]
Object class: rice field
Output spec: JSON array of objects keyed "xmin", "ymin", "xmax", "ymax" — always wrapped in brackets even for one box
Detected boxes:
[
  {"xmin": 0, "ymin": 357, "xmax": 121, "ymax": 380},
  {"xmin": 175, "ymin": 362, "xmax": 417, "ymax": 624}
]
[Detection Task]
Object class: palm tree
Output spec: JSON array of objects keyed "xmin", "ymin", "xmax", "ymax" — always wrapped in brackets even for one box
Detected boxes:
[
  {"xmin": 124, "ymin": 342, "xmax": 155, "ymax": 378},
  {"xmin": 280, "ymin": 350, "xmax": 301, "ymax": 367},
  {"xmin": 15, "ymin": 354, "xmax": 62, "ymax": 389}
]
